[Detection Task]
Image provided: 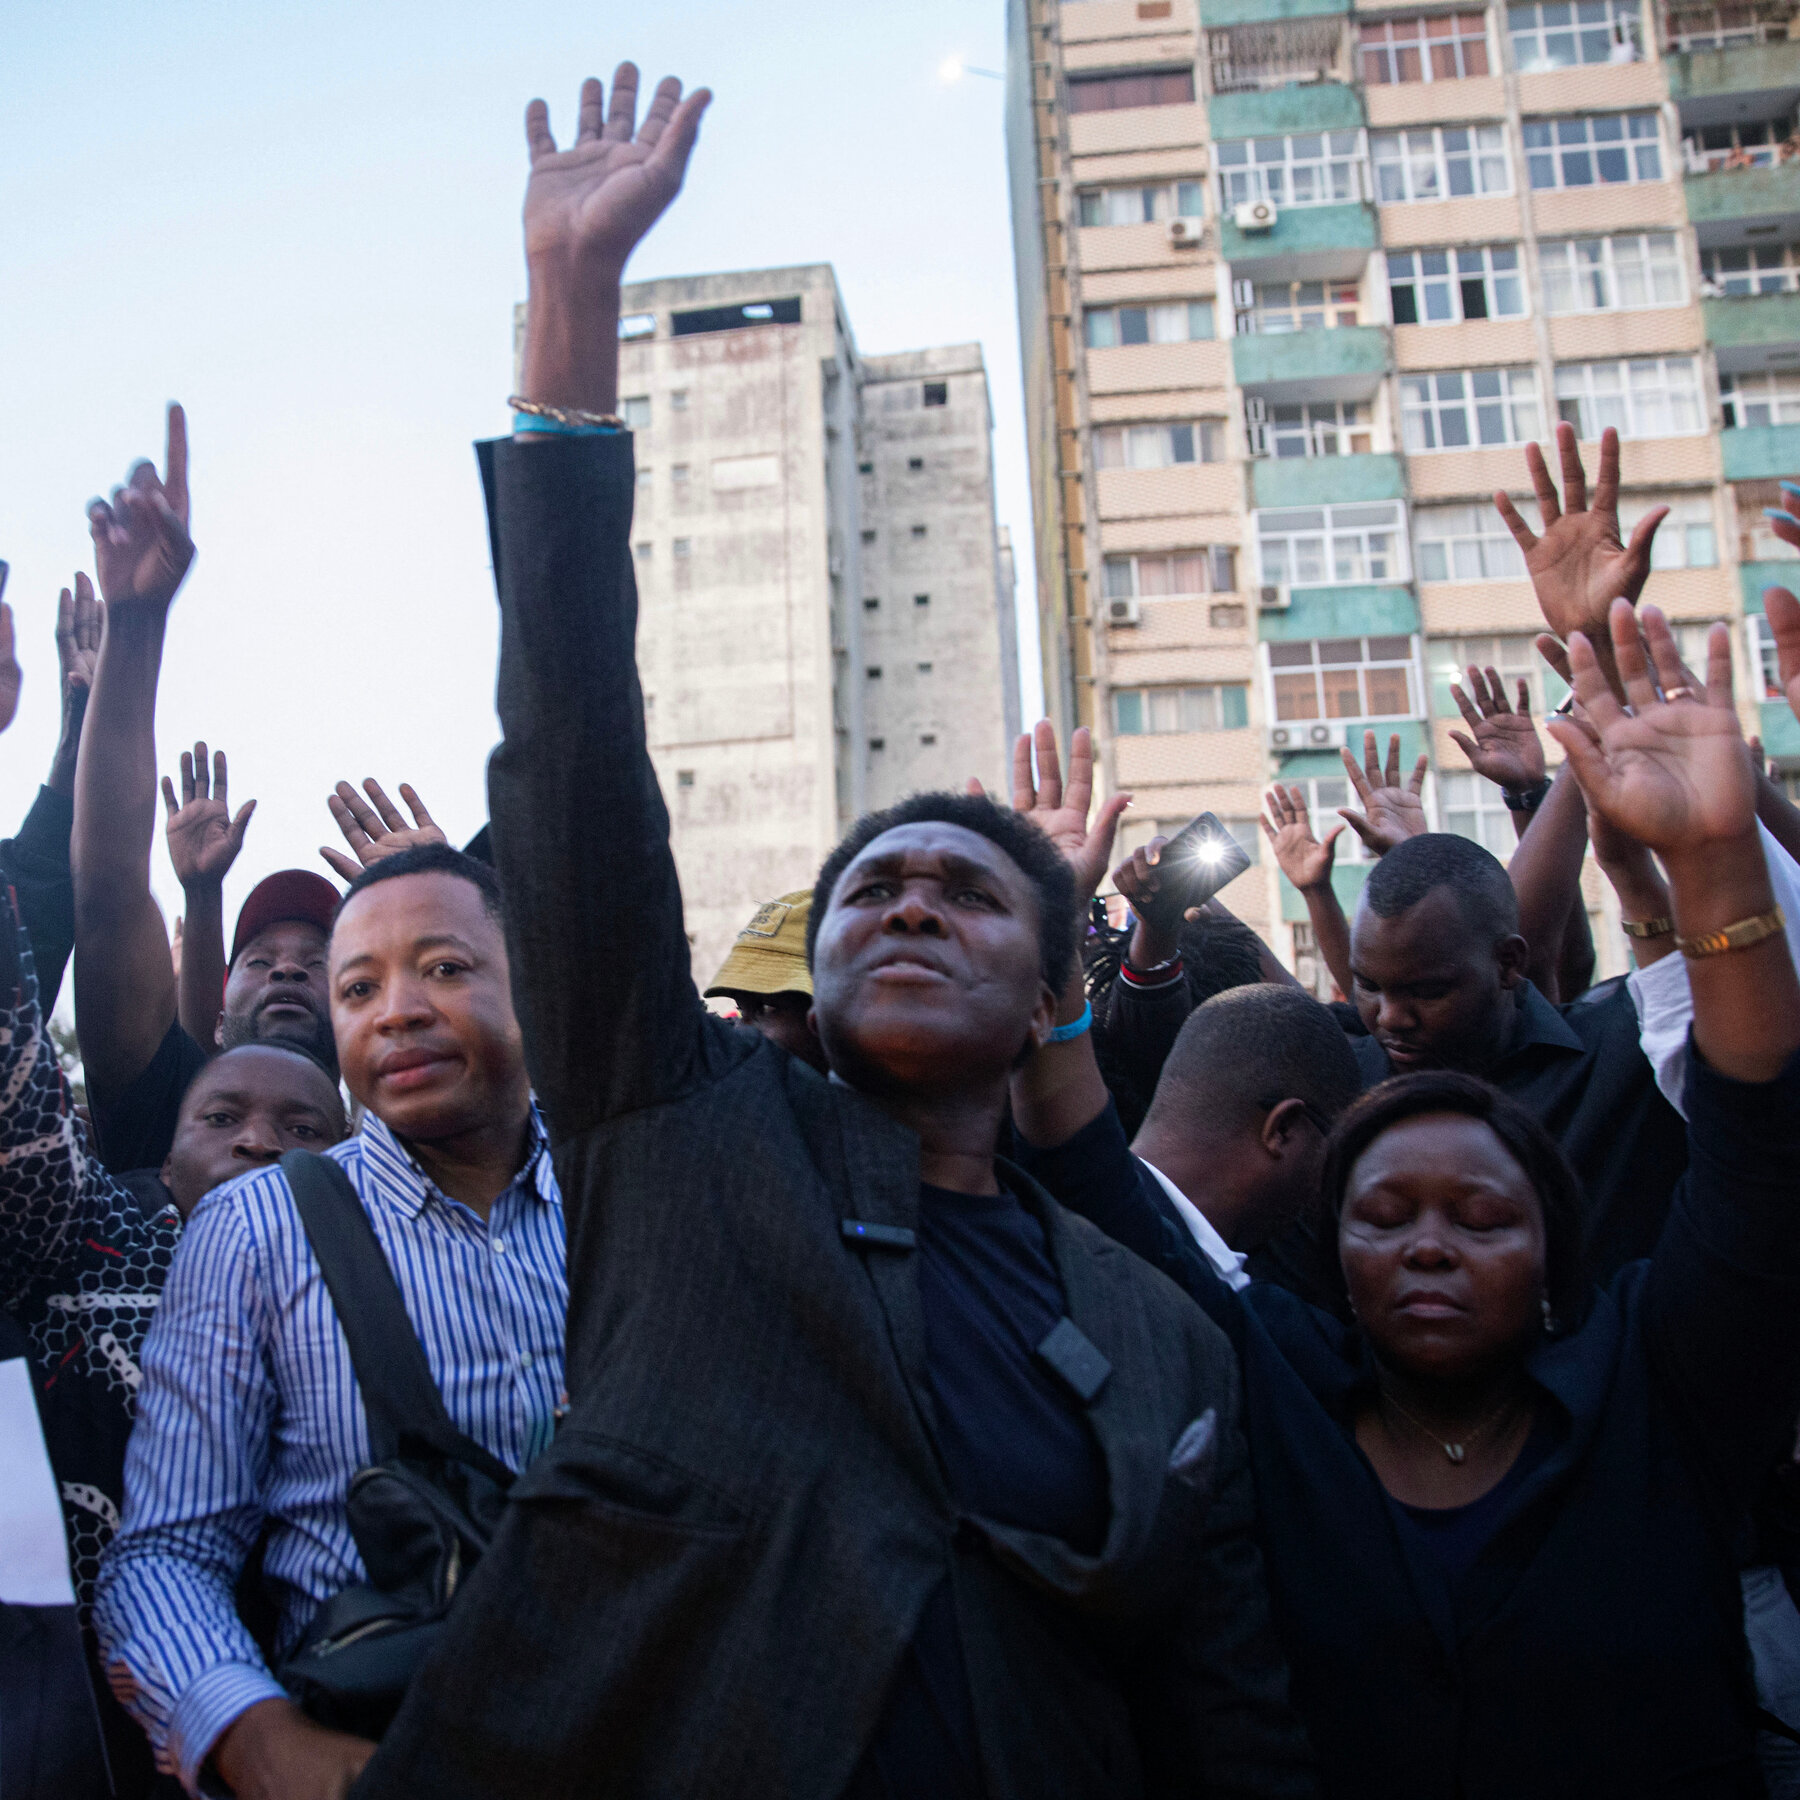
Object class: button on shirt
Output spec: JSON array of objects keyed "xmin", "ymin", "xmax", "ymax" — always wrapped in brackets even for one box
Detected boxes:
[{"xmin": 92, "ymin": 1111, "xmax": 566, "ymax": 1791}]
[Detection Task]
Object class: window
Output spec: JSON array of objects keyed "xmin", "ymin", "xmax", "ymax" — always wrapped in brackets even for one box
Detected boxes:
[
  {"xmin": 1077, "ymin": 181, "xmax": 1205, "ymax": 225},
  {"xmin": 921, "ymin": 734, "xmax": 938, "ymax": 745},
  {"xmin": 923, "ymin": 382, "xmax": 948, "ymax": 406},
  {"xmin": 1247, "ymin": 398, "xmax": 1374, "ymax": 459},
  {"xmin": 1113, "ymin": 684, "xmax": 1251, "ymax": 734},
  {"xmin": 1388, "ymin": 247, "xmax": 1526, "ymax": 323},
  {"xmin": 1684, "ymin": 117, "xmax": 1792, "ymax": 171},
  {"xmin": 907, "ymin": 456, "xmax": 924, "ymax": 470},
  {"xmin": 1540, "ymin": 234, "xmax": 1684, "ymax": 313},
  {"xmin": 910, "ymin": 524, "xmax": 928, "ymax": 537},
  {"xmin": 1621, "ymin": 495, "xmax": 1717, "ymax": 568},
  {"xmin": 1215, "ymin": 132, "xmax": 1367, "ymax": 208},
  {"xmin": 1702, "ymin": 243, "xmax": 1800, "ymax": 296},
  {"xmin": 1094, "ymin": 420, "xmax": 1226, "ymax": 467},
  {"xmin": 1208, "ymin": 18, "xmax": 1345, "ymax": 93},
  {"xmin": 1257, "ymin": 503, "xmax": 1409, "ymax": 586},
  {"xmin": 1666, "ymin": 0, "xmax": 1796, "ymax": 49},
  {"xmin": 1267, "ymin": 634, "xmax": 1419, "ymax": 722},
  {"xmin": 869, "ymin": 738, "xmax": 886, "ymax": 751},
  {"xmin": 1508, "ymin": 0, "xmax": 1642, "ymax": 68},
  {"xmin": 636, "ymin": 467, "xmax": 653, "ymax": 493},
  {"xmin": 863, "ymin": 596, "xmax": 880, "ymax": 610},
  {"xmin": 1105, "ymin": 548, "xmax": 1238, "ymax": 598},
  {"xmin": 858, "ymin": 460, "xmax": 874, "ymax": 473},
  {"xmin": 671, "ymin": 463, "xmax": 690, "ymax": 486},
  {"xmin": 1401, "ymin": 368, "xmax": 1542, "ymax": 450},
  {"xmin": 670, "ymin": 298, "xmax": 801, "ymax": 336},
  {"xmin": 1085, "ymin": 300, "xmax": 1215, "ymax": 347},
  {"xmin": 1724, "ymin": 371, "xmax": 1800, "ymax": 427},
  {"xmin": 619, "ymin": 312, "xmax": 656, "ymax": 340},
  {"xmin": 1236, "ymin": 279, "xmax": 1359, "ymax": 334},
  {"xmin": 1371, "ymin": 126, "xmax": 1512, "ymax": 204},
  {"xmin": 1555, "ymin": 358, "xmax": 1703, "ymax": 437},
  {"xmin": 677, "ymin": 770, "xmax": 695, "ymax": 788},
  {"xmin": 670, "ymin": 390, "xmax": 689, "ymax": 410},
  {"xmin": 861, "ymin": 528, "xmax": 877, "ymax": 542},
  {"xmin": 673, "ymin": 537, "xmax": 692, "ymax": 558},
  {"xmin": 1211, "ymin": 600, "xmax": 1248, "ymax": 628},
  {"xmin": 1524, "ymin": 113, "xmax": 1662, "ymax": 188},
  {"xmin": 917, "ymin": 661, "xmax": 933, "ymax": 673},
  {"xmin": 915, "ymin": 593, "xmax": 931, "ymax": 606},
  {"xmin": 1750, "ymin": 612, "xmax": 1789, "ymax": 699},
  {"xmin": 634, "ymin": 540, "xmax": 653, "ymax": 560},
  {"xmin": 1067, "ymin": 68, "xmax": 1196, "ymax": 112},
  {"xmin": 620, "ymin": 395, "xmax": 652, "ymax": 429},
  {"xmin": 1292, "ymin": 780, "xmax": 1377, "ymax": 864},
  {"xmin": 866, "ymin": 666, "xmax": 882, "ymax": 679},
  {"xmin": 1431, "ymin": 631, "xmax": 1566, "ymax": 713},
  {"xmin": 1360, "ymin": 12, "xmax": 1491, "ymax": 82},
  {"xmin": 1439, "ymin": 772, "xmax": 1517, "ymax": 857},
  {"xmin": 1415, "ymin": 505, "xmax": 1533, "ymax": 581},
  {"xmin": 1739, "ymin": 479, "xmax": 1800, "ymax": 558}
]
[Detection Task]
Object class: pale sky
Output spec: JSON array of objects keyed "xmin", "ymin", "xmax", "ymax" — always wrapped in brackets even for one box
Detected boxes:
[{"xmin": 1, "ymin": 1, "xmax": 1038, "ymax": 1017}]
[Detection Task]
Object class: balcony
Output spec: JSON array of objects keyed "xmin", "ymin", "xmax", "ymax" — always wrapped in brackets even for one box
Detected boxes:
[
  {"xmin": 1721, "ymin": 420, "xmax": 1800, "ymax": 475},
  {"xmin": 1666, "ymin": 34, "xmax": 1800, "ymax": 124},
  {"xmin": 1199, "ymin": 0, "xmax": 1346, "ymax": 25},
  {"xmin": 1208, "ymin": 80, "xmax": 1364, "ymax": 141},
  {"xmin": 1208, "ymin": 18, "xmax": 1344, "ymax": 94},
  {"xmin": 1219, "ymin": 200, "xmax": 1378, "ymax": 278},
  {"xmin": 1232, "ymin": 323, "xmax": 1388, "ymax": 400},
  {"xmin": 1249, "ymin": 451, "xmax": 1406, "ymax": 507},
  {"xmin": 1685, "ymin": 157, "xmax": 1800, "ymax": 243},
  {"xmin": 1705, "ymin": 288, "xmax": 1800, "ymax": 367}
]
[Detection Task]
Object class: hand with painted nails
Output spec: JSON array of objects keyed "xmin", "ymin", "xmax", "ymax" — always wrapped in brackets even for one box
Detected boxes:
[{"xmin": 1495, "ymin": 423, "xmax": 1663, "ymax": 705}]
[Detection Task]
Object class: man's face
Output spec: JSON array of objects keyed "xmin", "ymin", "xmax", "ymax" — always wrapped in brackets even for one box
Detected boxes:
[
  {"xmin": 161, "ymin": 1044, "xmax": 347, "ymax": 1216},
  {"xmin": 810, "ymin": 822, "xmax": 1054, "ymax": 1095},
  {"xmin": 1349, "ymin": 887, "xmax": 1521, "ymax": 1074},
  {"xmin": 728, "ymin": 991, "xmax": 827, "ymax": 1073},
  {"xmin": 329, "ymin": 872, "xmax": 529, "ymax": 1145},
  {"xmin": 221, "ymin": 920, "xmax": 335, "ymax": 1071}
]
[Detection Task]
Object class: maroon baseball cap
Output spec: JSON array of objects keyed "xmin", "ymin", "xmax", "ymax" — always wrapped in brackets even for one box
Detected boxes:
[{"xmin": 229, "ymin": 870, "xmax": 341, "ymax": 968}]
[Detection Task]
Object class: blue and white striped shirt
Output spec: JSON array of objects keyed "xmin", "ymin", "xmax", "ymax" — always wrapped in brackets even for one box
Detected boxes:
[{"xmin": 91, "ymin": 1111, "xmax": 566, "ymax": 1792}]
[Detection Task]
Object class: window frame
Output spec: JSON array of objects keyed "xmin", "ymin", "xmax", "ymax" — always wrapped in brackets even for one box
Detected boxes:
[
  {"xmin": 1701, "ymin": 242, "xmax": 1800, "ymax": 296},
  {"xmin": 1255, "ymin": 502, "xmax": 1412, "ymax": 587},
  {"xmin": 1437, "ymin": 770, "xmax": 1519, "ymax": 859},
  {"xmin": 1094, "ymin": 420, "xmax": 1227, "ymax": 468},
  {"xmin": 1084, "ymin": 299, "xmax": 1216, "ymax": 348},
  {"xmin": 1400, "ymin": 367, "xmax": 1544, "ymax": 452},
  {"xmin": 1246, "ymin": 397, "xmax": 1377, "ymax": 460},
  {"xmin": 1076, "ymin": 180, "xmax": 1207, "ymax": 227},
  {"xmin": 1508, "ymin": 0, "xmax": 1643, "ymax": 70},
  {"xmin": 1262, "ymin": 632, "xmax": 1424, "ymax": 726},
  {"xmin": 1359, "ymin": 11, "xmax": 1492, "ymax": 84},
  {"xmin": 1539, "ymin": 232, "xmax": 1686, "ymax": 315},
  {"xmin": 1723, "ymin": 369, "xmax": 1800, "ymax": 427},
  {"xmin": 1104, "ymin": 547, "xmax": 1238, "ymax": 599},
  {"xmin": 1387, "ymin": 246, "xmax": 1527, "ymax": 324},
  {"xmin": 1371, "ymin": 125, "xmax": 1513, "ymax": 203},
  {"xmin": 1523, "ymin": 113, "xmax": 1663, "ymax": 190},
  {"xmin": 1112, "ymin": 682, "xmax": 1252, "ymax": 735},
  {"xmin": 1235, "ymin": 277, "xmax": 1361, "ymax": 335},
  {"xmin": 1554, "ymin": 357, "xmax": 1705, "ymax": 439},
  {"xmin": 1429, "ymin": 630, "xmax": 1567, "ymax": 715},
  {"xmin": 1067, "ymin": 68, "xmax": 1197, "ymax": 113},
  {"xmin": 1414, "ymin": 505, "xmax": 1535, "ymax": 582},
  {"xmin": 1214, "ymin": 131, "xmax": 1369, "ymax": 209}
]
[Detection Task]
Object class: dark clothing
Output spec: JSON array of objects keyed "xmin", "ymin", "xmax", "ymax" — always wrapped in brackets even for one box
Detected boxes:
[
  {"xmin": 1349, "ymin": 976, "xmax": 1690, "ymax": 1285},
  {"xmin": 354, "ymin": 432, "xmax": 1313, "ymax": 1800},
  {"xmin": 87, "ymin": 1016, "xmax": 205, "ymax": 1178},
  {"xmin": 1386, "ymin": 1420, "xmax": 1555, "ymax": 1587},
  {"xmin": 0, "ymin": 784, "xmax": 75, "ymax": 1016},
  {"xmin": 1021, "ymin": 1039, "xmax": 1800, "ymax": 1798}
]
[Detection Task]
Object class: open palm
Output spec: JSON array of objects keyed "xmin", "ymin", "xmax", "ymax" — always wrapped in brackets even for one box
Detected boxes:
[
  {"xmin": 1339, "ymin": 733, "xmax": 1428, "ymax": 855},
  {"xmin": 1008, "ymin": 720, "xmax": 1130, "ymax": 901},
  {"xmin": 163, "ymin": 744, "xmax": 255, "ymax": 889},
  {"xmin": 1450, "ymin": 666, "xmax": 1545, "ymax": 791},
  {"xmin": 1261, "ymin": 784, "xmax": 1340, "ymax": 888}
]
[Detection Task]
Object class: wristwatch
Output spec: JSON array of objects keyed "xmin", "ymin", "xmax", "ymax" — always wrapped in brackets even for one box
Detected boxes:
[{"xmin": 1502, "ymin": 779, "xmax": 1553, "ymax": 813}]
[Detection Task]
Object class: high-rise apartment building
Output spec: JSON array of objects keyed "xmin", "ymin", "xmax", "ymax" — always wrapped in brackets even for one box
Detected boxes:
[
  {"xmin": 1007, "ymin": 0, "xmax": 1800, "ymax": 988},
  {"xmin": 515, "ymin": 266, "xmax": 1020, "ymax": 985}
]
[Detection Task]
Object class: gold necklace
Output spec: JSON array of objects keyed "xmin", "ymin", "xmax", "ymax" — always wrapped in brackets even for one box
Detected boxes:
[{"xmin": 1379, "ymin": 1386, "xmax": 1521, "ymax": 1465}]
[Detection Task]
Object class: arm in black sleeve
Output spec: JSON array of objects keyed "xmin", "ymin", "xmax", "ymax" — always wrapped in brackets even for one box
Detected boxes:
[
  {"xmin": 480, "ymin": 433, "xmax": 710, "ymax": 1138},
  {"xmin": 0, "ymin": 785, "xmax": 75, "ymax": 1016},
  {"xmin": 1092, "ymin": 972, "xmax": 1193, "ymax": 1117}
]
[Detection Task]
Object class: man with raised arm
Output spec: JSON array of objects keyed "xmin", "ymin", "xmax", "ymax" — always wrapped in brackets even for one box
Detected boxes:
[
  {"xmin": 358, "ymin": 63, "xmax": 1311, "ymax": 1800},
  {"xmin": 72, "ymin": 415, "xmax": 342, "ymax": 1177}
]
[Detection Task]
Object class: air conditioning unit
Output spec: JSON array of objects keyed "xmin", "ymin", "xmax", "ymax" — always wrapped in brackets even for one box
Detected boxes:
[
  {"xmin": 1104, "ymin": 594, "xmax": 1142, "ymax": 627},
  {"xmin": 1267, "ymin": 721, "xmax": 1349, "ymax": 753},
  {"xmin": 1257, "ymin": 583, "xmax": 1290, "ymax": 611},
  {"xmin": 1234, "ymin": 198, "xmax": 1278, "ymax": 233},
  {"xmin": 1167, "ymin": 215, "xmax": 1204, "ymax": 249}
]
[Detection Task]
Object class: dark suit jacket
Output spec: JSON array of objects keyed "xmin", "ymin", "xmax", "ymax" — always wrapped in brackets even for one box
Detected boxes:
[{"xmin": 353, "ymin": 432, "xmax": 1311, "ymax": 1800}]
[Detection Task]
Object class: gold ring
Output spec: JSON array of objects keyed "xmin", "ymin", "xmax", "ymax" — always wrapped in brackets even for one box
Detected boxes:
[{"xmin": 1664, "ymin": 685, "xmax": 1696, "ymax": 702}]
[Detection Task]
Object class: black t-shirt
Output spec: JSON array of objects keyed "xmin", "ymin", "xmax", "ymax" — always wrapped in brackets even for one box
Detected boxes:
[
  {"xmin": 87, "ymin": 1017, "xmax": 207, "ymax": 1178},
  {"xmin": 858, "ymin": 1180, "xmax": 1108, "ymax": 1798}
]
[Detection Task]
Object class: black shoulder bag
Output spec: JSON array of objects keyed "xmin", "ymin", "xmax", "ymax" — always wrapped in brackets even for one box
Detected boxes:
[{"xmin": 273, "ymin": 1150, "xmax": 515, "ymax": 1740}]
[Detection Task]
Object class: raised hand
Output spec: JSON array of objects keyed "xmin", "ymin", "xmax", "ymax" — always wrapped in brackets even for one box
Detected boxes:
[
  {"xmin": 1546, "ymin": 601, "xmax": 1754, "ymax": 857},
  {"xmin": 0, "ymin": 600, "xmax": 19, "ymax": 735},
  {"xmin": 1765, "ymin": 584, "xmax": 1800, "ymax": 727},
  {"xmin": 1450, "ymin": 664, "xmax": 1546, "ymax": 792},
  {"xmin": 320, "ymin": 779, "xmax": 447, "ymax": 882},
  {"xmin": 162, "ymin": 743, "xmax": 255, "ymax": 890},
  {"xmin": 1496, "ymin": 425, "xmax": 1663, "ymax": 701},
  {"xmin": 86, "ymin": 404, "xmax": 193, "ymax": 614},
  {"xmin": 1010, "ymin": 720, "xmax": 1131, "ymax": 902},
  {"xmin": 524, "ymin": 65, "xmax": 711, "ymax": 275},
  {"xmin": 56, "ymin": 573, "xmax": 103, "ymax": 710},
  {"xmin": 1338, "ymin": 732, "xmax": 1429, "ymax": 855},
  {"xmin": 1111, "ymin": 838, "xmax": 1189, "ymax": 935},
  {"xmin": 1260, "ymin": 784, "xmax": 1342, "ymax": 889}
]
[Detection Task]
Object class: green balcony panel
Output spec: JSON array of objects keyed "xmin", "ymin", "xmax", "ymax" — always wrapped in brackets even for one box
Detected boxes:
[
  {"xmin": 1280, "ymin": 860, "xmax": 1370, "ymax": 925},
  {"xmin": 1666, "ymin": 36, "xmax": 1800, "ymax": 103},
  {"xmin": 1741, "ymin": 561, "xmax": 1800, "ymax": 614},
  {"xmin": 1761, "ymin": 700, "xmax": 1800, "ymax": 759},
  {"xmin": 1684, "ymin": 162, "xmax": 1800, "ymax": 232},
  {"xmin": 1233, "ymin": 324, "xmax": 1387, "ymax": 390},
  {"xmin": 1271, "ymin": 717, "xmax": 1429, "ymax": 772},
  {"xmin": 1704, "ymin": 292, "xmax": 1800, "ymax": 355},
  {"xmin": 1219, "ymin": 201, "xmax": 1377, "ymax": 272},
  {"xmin": 1721, "ymin": 424, "xmax": 1800, "ymax": 481},
  {"xmin": 1249, "ymin": 452, "xmax": 1405, "ymax": 510},
  {"xmin": 1200, "ymin": 0, "xmax": 1346, "ymax": 26},
  {"xmin": 1258, "ymin": 583, "xmax": 1420, "ymax": 641},
  {"xmin": 1209, "ymin": 83, "xmax": 1364, "ymax": 140}
]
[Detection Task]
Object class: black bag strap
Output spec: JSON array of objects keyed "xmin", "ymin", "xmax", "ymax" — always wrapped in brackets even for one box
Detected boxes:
[{"xmin": 280, "ymin": 1150, "xmax": 512, "ymax": 1483}]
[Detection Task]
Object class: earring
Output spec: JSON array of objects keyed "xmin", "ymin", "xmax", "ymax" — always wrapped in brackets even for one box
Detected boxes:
[{"xmin": 1541, "ymin": 1296, "xmax": 1557, "ymax": 1335}]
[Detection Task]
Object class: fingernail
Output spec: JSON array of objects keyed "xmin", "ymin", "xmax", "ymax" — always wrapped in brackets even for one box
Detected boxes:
[
  {"xmin": 1766, "ymin": 508, "xmax": 1797, "ymax": 523},
  {"xmin": 1781, "ymin": 482, "xmax": 1800, "ymax": 499}
]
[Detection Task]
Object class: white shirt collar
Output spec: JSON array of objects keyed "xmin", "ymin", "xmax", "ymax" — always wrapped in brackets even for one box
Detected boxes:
[{"xmin": 1137, "ymin": 1156, "xmax": 1250, "ymax": 1291}]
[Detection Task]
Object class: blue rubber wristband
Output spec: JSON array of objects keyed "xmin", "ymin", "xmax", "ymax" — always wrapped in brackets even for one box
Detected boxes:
[
  {"xmin": 1047, "ymin": 1001, "xmax": 1093, "ymax": 1043},
  {"xmin": 512, "ymin": 413, "xmax": 622, "ymax": 436}
]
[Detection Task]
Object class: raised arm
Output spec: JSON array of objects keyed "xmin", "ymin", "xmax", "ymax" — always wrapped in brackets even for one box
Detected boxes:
[
  {"xmin": 71, "ymin": 410, "xmax": 195, "ymax": 1099},
  {"xmin": 318, "ymin": 778, "xmax": 446, "ymax": 882},
  {"xmin": 161, "ymin": 742, "xmax": 255, "ymax": 1052},
  {"xmin": 483, "ymin": 65, "xmax": 711, "ymax": 1135},
  {"xmin": 1261, "ymin": 784, "xmax": 1351, "ymax": 999}
]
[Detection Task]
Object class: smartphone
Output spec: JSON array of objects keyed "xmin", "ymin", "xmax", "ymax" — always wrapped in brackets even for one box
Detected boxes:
[{"xmin": 1156, "ymin": 810, "xmax": 1252, "ymax": 914}]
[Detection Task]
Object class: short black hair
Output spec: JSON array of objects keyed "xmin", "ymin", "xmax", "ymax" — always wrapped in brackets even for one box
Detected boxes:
[
  {"xmin": 1364, "ymin": 832, "xmax": 1519, "ymax": 943},
  {"xmin": 1321, "ymin": 1069, "xmax": 1585, "ymax": 1330},
  {"xmin": 1179, "ymin": 911, "xmax": 1270, "ymax": 1005},
  {"xmin": 335, "ymin": 844, "xmax": 504, "ymax": 927},
  {"xmin": 1146, "ymin": 985, "xmax": 1364, "ymax": 1137},
  {"xmin": 807, "ymin": 792, "xmax": 1078, "ymax": 991}
]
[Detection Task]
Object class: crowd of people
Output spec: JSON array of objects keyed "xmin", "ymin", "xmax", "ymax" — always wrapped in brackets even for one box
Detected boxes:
[{"xmin": 8, "ymin": 53, "xmax": 1800, "ymax": 1800}]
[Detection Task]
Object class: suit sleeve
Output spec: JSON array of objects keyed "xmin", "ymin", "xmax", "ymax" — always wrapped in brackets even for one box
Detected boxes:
[
  {"xmin": 479, "ymin": 433, "xmax": 709, "ymax": 1138},
  {"xmin": 0, "ymin": 785, "xmax": 75, "ymax": 1017}
]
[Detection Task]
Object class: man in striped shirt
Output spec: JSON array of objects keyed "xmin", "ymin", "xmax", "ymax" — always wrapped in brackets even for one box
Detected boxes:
[{"xmin": 93, "ymin": 841, "xmax": 565, "ymax": 1800}]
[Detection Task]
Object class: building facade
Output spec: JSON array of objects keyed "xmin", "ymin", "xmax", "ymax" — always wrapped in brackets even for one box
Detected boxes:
[
  {"xmin": 1008, "ymin": 0, "xmax": 1800, "ymax": 989},
  {"xmin": 515, "ymin": 267, "xmax": 1019, "ymax": 986}
]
